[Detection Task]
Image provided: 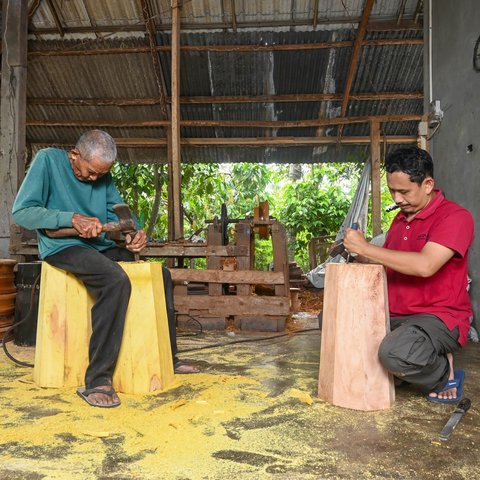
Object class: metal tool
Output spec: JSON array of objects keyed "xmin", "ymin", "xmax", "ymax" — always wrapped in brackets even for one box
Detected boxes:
[
  {"xmin": 45, "ymin": 203, "xmax": 137, "ymax": 238},
  {"xmin": 439, "ymin": 397, "xmax": 472, "ymax": 441},
  {"xmin": 385, "ymin": 203, "xmax": 401, "ymax": 212},
  {"xmin": 328, "ymin": 222, "xmax": 359, "ymax": 260}
]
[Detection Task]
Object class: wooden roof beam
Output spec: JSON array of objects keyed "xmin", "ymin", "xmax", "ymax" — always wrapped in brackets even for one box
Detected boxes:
[
  {"xmin": 45, "ymin": 0, "xmax": 64, "ymax": 37},
  {"xmin": 31, "ymin": 135, "xmax": 418, "ymax": 148},
  {"xmin": 337, "ymin": 0, "xmax": 375, "ymax": 142},
  {"xmin": 230, "ymin": 0, "xmax": 237, "ymax": 32},
  {"xmin": 414, "ymin": 0, "xmax": 424, "ymax": 24},
  {"xmin": 397, "ymin": 0, "xmax": 409, "ymax": 25},
  {"xmin": 26, "ymin": 113, "xmax": 422, "ymax": 128},
  {"xmin": 313, "ymin": 0, "xmax": 320, "ymax": 28},
  {"xmin": 26, "ymin": 17, "xmax": 423, "ymax": 35},
  {"xmin": 27, "ymin": 91, "xmax": 423, "ymax": 106},
  {"xmin": 140, "ymin": 0, "xmax": 169, "ymax": 120},
  {"xmin": 25, "ymin": 38, "xmax": 422, "ymax": 57},
  {"xmin": 340, "ymin": 0, "xmax": 375, "ymax": 120},
  {"xmin": 28, "ymin": 0, "xmax": 42, "ymax": 26}
]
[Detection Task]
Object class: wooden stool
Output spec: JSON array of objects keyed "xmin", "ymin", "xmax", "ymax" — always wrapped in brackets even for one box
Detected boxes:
[
  {"xmin": 33, "ymin": 262, "xmax": 174, "ymax": 394},
  {"xmin": 318, "ymin": 263, "xmax": 394, "ymax": 411}
]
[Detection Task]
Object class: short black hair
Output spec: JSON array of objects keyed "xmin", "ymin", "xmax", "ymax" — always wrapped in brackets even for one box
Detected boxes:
[{"xmin": 384, "ymin": 146, "xmax": 434, "ymax": 185}]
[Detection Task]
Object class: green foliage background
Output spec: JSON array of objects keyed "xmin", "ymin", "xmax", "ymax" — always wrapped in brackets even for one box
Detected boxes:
[{"xmin": 112, "ymin": 161, "xmax": 396, "ymax": 272}]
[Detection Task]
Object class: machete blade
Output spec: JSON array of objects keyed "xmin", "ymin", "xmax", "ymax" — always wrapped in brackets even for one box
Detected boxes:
[{"xmin": 439, "ymin": 397, "xmax": 471, "ymax": 442}]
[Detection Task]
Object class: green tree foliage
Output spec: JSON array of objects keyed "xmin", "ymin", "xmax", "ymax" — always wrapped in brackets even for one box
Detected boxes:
[
  {"xmin": 274, "ymin": 163, "xmax": 361, "ymax": 269},
  {"xmin": 112, "ymin": 160, "xmax": 383, "ymax": 271}
]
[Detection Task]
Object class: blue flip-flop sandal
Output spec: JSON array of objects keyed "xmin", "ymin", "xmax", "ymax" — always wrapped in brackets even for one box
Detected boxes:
[{"xmin": 427, "ymin": 369, "xmax": 465, "ymax": 404}]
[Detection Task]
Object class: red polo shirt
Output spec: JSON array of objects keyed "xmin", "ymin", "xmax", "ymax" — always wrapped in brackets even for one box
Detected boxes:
[{"xmin": 384, "ymin": 189, "xmax": 474, "ymax": 346}]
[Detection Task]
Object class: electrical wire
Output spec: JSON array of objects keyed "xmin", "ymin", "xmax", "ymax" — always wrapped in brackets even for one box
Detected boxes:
[
  {"xmin": 176, "ymin": 313, "xmax": 203, "ymax": 337},
  {"xmin": 178, "ymin": 328, "xmax": 320, "ymax": 354}
]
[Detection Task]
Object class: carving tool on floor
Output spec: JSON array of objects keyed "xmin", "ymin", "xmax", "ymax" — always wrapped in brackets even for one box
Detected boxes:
[{"xmin": 439, "ymin": 397, "xmax": 471, "ymax": 441}]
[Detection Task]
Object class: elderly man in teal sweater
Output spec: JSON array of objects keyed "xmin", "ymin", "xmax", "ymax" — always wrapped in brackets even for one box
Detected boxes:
[{"xmin": 12, "ymin": 130, "xmax": 197, "ymax": 408}]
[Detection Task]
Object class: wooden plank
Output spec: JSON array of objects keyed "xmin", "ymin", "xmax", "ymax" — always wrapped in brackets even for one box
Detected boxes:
[
  {"xmin": 169, "ymin": 269, "xmax": 285, "ymax": 284},
  {"xmin": 140, "ymin": 244, "xmax": 249, "ymax": 257},
  {"xmin": 8, "ymin": 243, "xmax": 251, "ymax": 258},
  {"xmin": 174, "ymin": 295, "xmax": 290, "ymax": 316},
  {"xmin": 318, "ymin": 264, "xmax": 394, "ymax": 411}
]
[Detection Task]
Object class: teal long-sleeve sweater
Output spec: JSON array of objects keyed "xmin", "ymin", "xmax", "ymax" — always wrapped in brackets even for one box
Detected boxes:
[{"xmin": 12, "ymin": 148, "xmax": 126, "ymax": 259}]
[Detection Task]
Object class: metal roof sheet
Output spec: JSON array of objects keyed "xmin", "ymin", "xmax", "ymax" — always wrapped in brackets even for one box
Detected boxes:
[{"xmin": 2, "ymin": 0, "xmax": 424, "ymax": 164}]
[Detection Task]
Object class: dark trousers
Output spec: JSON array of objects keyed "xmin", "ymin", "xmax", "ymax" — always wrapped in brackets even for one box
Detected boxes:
[
  {"xmin": 378, "ymin": 314, "xmax": 460, "ymax": 393},
  {"xmin": 45, "ymin": 246, "xmax": 178, "ymax": 390}
]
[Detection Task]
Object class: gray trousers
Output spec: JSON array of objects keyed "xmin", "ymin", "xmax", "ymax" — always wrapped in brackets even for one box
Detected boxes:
[{"xmin": 378, "ymin": 314, "xmax": 460, "ymax": 393}]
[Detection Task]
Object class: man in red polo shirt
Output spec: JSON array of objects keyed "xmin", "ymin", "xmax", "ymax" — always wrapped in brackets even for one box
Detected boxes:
[{"xmin": 344, "ymin": 146, "xmax": 474, "ymax": 403}]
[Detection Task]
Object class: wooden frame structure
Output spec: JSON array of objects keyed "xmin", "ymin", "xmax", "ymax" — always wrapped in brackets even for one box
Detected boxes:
[{"xmin": 1, "ymin": 0, "xmax": 425, "ymax": 266}]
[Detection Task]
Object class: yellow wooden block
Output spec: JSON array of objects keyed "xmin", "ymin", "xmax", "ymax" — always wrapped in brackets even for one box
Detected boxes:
[{"xmin": 33, "ymin": 261, "xmax": 174, "ymax": 394}]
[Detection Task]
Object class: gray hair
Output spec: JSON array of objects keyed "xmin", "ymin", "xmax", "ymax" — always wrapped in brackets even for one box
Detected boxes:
[{"xmin": 75, "ymin": 130, "xmax": 117, "ymax": 165}]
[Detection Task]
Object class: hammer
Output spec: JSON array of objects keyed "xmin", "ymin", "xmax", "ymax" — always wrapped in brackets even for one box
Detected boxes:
[{"xmin": 45, "ymin": 203, "xmax": 137, "ymax": 238}]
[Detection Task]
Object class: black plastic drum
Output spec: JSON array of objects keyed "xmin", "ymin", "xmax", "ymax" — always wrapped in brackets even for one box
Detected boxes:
[{"xmin": 14, "ymin": 262, "xmax": 42, "ymax": 346}]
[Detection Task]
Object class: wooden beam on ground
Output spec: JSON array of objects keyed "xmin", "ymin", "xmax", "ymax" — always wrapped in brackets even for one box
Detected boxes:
[
  {"xmin": 0, "ymin": 0, "xmax": 28, "ymax": 257},
  {"xmin": 171, "ymin": 0, "xmax": 183, "ymax": 240},
  {"xmin": 370, "ymin": 120, "xmax": 382, "ymax": 237}
]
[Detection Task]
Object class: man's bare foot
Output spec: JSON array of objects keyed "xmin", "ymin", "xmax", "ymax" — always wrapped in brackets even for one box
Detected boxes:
[
  {"xmin": 174, "ymin": 361, "xmax": 200, "ymax": 374},
  {"xmin": 428, "ymin": 353, "xmax": 458, "ymax": 401}
]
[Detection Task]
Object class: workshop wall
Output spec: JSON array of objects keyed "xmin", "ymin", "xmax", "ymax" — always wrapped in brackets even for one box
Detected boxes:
[{"xmin": 429, "ymin": 0, "xmax": 480, "ymax": 325}]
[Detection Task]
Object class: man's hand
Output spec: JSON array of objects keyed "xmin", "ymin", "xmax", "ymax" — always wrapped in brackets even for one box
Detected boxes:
[
  {"xmin": 125, "ymin": 229, "xmax": 147, "ymax": 253},
  {"xmin": 343, "ymin": 227, "xmax": 369, "ymax": 256},
  {"xmin": 72, "ymin": 213, "xmax": 103, "ymax": 238}
]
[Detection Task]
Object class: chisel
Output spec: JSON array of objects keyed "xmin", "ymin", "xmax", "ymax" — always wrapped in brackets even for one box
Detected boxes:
[{"xmin": 439, "ymin": 397, "xmax": 472, "ymax": 441}]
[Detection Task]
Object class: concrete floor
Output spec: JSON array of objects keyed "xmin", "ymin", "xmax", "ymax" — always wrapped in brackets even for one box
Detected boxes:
[{"xmin": 1, "ymin": 313, "xmax": 479, "ymax": 480}]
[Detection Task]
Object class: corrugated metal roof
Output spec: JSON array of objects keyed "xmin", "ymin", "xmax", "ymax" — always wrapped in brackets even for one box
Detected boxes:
[{"xmin": 1, "ymin": 0, "xmax": 424, "ymax": 164}]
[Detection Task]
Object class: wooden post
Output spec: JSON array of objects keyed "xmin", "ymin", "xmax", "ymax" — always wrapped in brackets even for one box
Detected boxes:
[
  {"xmin": 370, "ymin": 120, "xmax": 382, "ymax": 237},
  {"xmin": 0, "ymin": 0, "xmax": 28, "ymax": 257},
  {"xmin": 235, "ymin": 223, "xmax": 252, "ymax": 296},
  {"xmin": 271, "ymin": 222, "xmax": 289, "ymax": 297},
  {"xmin": 207, "ymin": 223, "xmax": 223, "ymax": 296},
  {"xmin": 318, "ymin": 263, "xmax": 394, "ymax": 411},
  {"xmin": 170, "ymin": 0, "xmax": 183, "ymax": 240}
]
